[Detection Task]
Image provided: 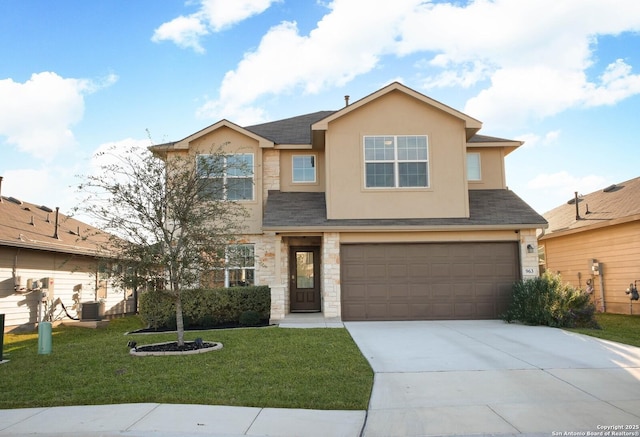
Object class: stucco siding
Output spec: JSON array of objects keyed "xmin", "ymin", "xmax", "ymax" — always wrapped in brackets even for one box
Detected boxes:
[
  {"xmin": 543, "ymin": 220, "xmax": 640, "ymax": 314},
  {"xmin": 325, "ymin": 90, "xmax": 469, "ymax": 220},
  {"xmin": 181, "ymin": 125, "xmax": 265, "ymax": 234}
]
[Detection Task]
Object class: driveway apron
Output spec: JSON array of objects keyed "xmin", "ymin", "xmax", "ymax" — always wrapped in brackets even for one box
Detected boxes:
[{"xmin": 345, "ymin": 320, "xmax": 640, "ymax": 437}]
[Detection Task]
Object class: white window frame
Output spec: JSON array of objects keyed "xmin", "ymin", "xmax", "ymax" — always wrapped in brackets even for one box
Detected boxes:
[
  {"xmin": 467, "ymin": 152, "xmax": 481, "ymax": 181},
  {"xmin": 292, "ymin": 154, "xmax": 317, "ymax": 184},
  {"xmin": 222, "ymin": 244, "xmax": 255, "ymax": 287},
  {"xmin": 363, "ymin": 135, "xmax": 429, "ymax": 188},
  {"xmin": 197, "ymin": 153, "xmax": 255, "ymax": 201}
]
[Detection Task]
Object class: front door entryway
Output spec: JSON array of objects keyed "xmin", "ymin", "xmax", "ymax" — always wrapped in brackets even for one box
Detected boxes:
[{"xmin": 290, "ymin": 246, "xmax": 321, "ymax": 312}]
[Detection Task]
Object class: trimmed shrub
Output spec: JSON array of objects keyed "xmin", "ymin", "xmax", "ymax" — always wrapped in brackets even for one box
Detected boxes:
[
  {"xmin": 139, "ymin": 286, "xmax": 270, "ymax": 330},
  {"xmin": 502, "ymin": 272, "xmax": 599, "ymax": 328}
]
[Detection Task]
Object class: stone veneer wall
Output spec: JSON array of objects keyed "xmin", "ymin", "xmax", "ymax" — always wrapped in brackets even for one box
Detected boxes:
[
  {"xmin": 262, "ymin": 149, "xmax": 280, "ymax": 204},
  {"xmin": 520, "ymin": 228, "xmax": 540, "ymax": 280},
  {"xmin": 322, "ymin": 232, "xmax": 341, "ymax": 318}
]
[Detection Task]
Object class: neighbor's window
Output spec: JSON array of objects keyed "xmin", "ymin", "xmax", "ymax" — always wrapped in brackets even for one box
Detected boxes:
[
  {"xmin": 208, "ymin": 244, "xmax": 255, "ymax": 288},
  {"xmin": 467, "ymin": 153, "xmax": 481, "ymax": 181},
  {"xmin": 292, "ymin": 155, "xmax": 316, "ymax": 183},
  {"xmin": 364, "ymin": 135, "xmax": 429, "ymax": 188},
  {"xmin": 197, "ymin": 154, "xmax": 254, "ymax": 201}
]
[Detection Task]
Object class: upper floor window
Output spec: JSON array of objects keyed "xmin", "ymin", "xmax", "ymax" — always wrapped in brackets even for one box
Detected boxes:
[
  {"xmin": 467, "ymin": 153, "xmax": 481, "ymax": 181},
  {"xmin": 197, "ymin": 153, "xmax": 254, "ymax": 201},
  {"xmin": 364, "ymin": 135, "xmax": 429, "ymax": 188},
  {"xmin": 292, "ymin": 155, "xmax": 316, "ymax": 183}
]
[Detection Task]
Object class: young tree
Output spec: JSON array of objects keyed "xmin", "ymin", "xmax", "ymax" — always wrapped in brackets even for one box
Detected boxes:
[{"xmin": 77, "ymin": 143, "xmax": 248, "ymax": 346}]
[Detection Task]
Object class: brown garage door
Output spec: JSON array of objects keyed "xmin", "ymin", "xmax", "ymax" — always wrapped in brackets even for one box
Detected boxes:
[{"xmin": 341, "ymin": 242, "xmax": 520, "ymax": 321}]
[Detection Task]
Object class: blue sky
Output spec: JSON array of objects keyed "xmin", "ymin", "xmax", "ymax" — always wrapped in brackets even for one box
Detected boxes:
[{"xmin": 1, "ymin": 0, "xmax": 640, "ymax": 219}]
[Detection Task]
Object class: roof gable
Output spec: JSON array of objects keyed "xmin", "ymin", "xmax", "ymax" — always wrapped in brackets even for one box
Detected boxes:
[
  {"xmin": 312, "ymin": 82, "xmax": 482, "ymax": 139},
  {"xmin": 541, "ymin": 176, "xmax": 640, "ymax": 238},
  {"xmin": 150, "ymin": 120, "xmax": 275, "ymax": 156}
]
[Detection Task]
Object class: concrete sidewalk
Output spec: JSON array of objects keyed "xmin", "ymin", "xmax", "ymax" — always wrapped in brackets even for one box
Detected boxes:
[{"xmin": 0, "ymin": 403, "xmax": 366, "ymax": 436}]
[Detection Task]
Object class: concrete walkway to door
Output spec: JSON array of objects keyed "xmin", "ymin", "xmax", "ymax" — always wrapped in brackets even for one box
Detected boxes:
[{"xmin": 345, "ymin": 320, "xmax": 640, "ymax": 437}]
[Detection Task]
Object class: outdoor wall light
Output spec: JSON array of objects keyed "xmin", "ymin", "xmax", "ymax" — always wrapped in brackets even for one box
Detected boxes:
[
  {"xmin": 526, "ymin": 244, "xmax": 535, "ymax": 254},
  {"xmin": 626, "ymin": 281, "xmax": 639, "ymax": 301}
]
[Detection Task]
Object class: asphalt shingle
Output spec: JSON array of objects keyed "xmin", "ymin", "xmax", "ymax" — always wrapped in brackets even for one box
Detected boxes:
[{"xmin": 263, "ymin": 189, "xmax": 547, "ymax": 229}]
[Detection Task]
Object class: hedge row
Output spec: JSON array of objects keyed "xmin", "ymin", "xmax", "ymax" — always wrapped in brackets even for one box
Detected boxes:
[
  {"xmin": 502, "ymin": 272, "xmax": 599, "ymax": 328},
  {"xmin": 139, "ymin": 286, "xmax": 271, "ymax": 329}
]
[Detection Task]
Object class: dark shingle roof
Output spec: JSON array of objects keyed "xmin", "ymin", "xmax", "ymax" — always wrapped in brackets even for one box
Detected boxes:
[
  {"xmin": 243, "ymin": 111, "xmax": 513, "ymax": 147},
  {"xmin": 541, "ymin": 176, "xmax": 640, "ymax": 237},
  {"xmin": 263, "ymin": 190, "xmax": 547, "ymax": 229},
  {"xmin": 245, "ymin": 111, "xmax": 336, "ymax": 144}
]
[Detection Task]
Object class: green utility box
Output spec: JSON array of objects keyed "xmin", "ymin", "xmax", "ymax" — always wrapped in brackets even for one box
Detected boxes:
[
  {"xmin": 0, "ymin": 314, "xmax": 4, "ymax": 361},
  {"xmin": 38, "ymin": 322, "xmax": 52, "ymax": 355}
]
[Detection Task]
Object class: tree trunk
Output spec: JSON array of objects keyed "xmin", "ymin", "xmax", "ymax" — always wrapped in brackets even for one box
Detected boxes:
[{"xmin": 175, "ymin": 292, "xmax": 185, "ymax": 346}]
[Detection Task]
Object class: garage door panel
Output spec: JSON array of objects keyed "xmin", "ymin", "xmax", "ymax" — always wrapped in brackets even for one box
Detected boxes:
[
  {"xmin": 342, "ymin": 264, "xmax": 365, "ymax": 281},
  {"xmin": 366, "ymin": 264, "xmax": 388, "ymax": 279},
  {"xmin": 431, "ymin": 263, "xmax": 451, "ymax": 277},
  {"xmin": 367, "ymin": 284, "xmax": 389, "ymax": 298},
  {"xmin": 388, "ymin": 264, "xmax": 408, "ymax": 278},
  {"xmin": 341, "ymin": 243, "xmax": 519, "ymax": 321},
  {"xmin": 431, "ymin": 303, "xmax": 454, "ymax": 318},
  {"xmin": 454, "ymin": 303, "xmax": 474, "ymax": 318}
]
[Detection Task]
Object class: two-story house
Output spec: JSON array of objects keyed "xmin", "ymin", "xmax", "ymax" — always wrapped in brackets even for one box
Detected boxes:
[{"xmin": 151, "ymin": 82, "xmax": 547, "ymax": 322}]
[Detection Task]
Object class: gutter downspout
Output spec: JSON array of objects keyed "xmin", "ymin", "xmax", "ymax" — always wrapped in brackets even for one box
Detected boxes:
[{"xmin": 599, "ymin": 268, "xmax": 606, "ymax": 313}]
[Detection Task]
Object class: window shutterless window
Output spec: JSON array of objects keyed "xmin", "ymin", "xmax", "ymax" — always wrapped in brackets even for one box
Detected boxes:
[
  {"xmin": 292, "ymin": 155, "xmax": 316, "ymax": 183},
  {"xmin": 364, "ymin": 135, "xmax": 429, "ymax": 188},
  {"xmin": 467, "ymin": 152, "xmax": 481, "ymax": 181},
  {"xmin": 207, "ymin": 244, "xmax": 255, "ymax": 288},
  {"xmin": 197, "ymin": 154, "xmax": 254, "ymax": 200}
]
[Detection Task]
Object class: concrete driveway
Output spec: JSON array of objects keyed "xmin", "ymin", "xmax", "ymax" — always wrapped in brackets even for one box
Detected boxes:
[{"xmin": 345, "ymin": 320, "xmax": 640, "ymax": 437}]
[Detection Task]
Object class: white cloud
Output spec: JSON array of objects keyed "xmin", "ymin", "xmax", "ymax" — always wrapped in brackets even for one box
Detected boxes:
[
  {"xmin": 152, "ymin": 0, "xmax": 278, "ymax": 53},
  {"xmin": 152, "ymin": 15, "xmax": 209, "ymax": 53},
  {"xmin": 527, "ymin": 171, "xmax": 607, "ymax": 209},
  {"xmin": 0, "ymin": 72, "xmax": 118, "ymax": 161},
  {"xmin": 197, "ymin": 0, "xmax": 640, "ymax": 127},
  {"xmin": 197, "ymin": 0, "xmax": 416, "ymax": 121}
]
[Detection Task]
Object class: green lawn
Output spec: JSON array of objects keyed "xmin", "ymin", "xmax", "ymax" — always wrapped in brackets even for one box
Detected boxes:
[
  {"xmin": 0, "ymin": 316, "xmax": 373, "ymax": 410},
  {"xmin": 568, "ymin": 313, "xmax": 640, "ymax": 347}
]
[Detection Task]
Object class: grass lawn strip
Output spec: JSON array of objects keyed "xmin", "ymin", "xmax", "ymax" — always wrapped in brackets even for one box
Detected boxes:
[
  {"xmin": 568, "ymin": 313, "xmax": 640, "ymax": 347},
  {"xmin": 0, "ymin": 316, "xmax": 373, "ymax": 410}
]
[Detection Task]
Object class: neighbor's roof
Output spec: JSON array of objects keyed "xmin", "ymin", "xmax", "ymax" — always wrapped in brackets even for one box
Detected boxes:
[
  {"xmin": 263, "ymin": 189, "xmax": 547, "ymax": 231},
  {"xmin": 0, "ymin": 196, "xmax": 113, "ymax": 257},
  {"xmin": 540, "ymin": 176, "xmax": 640, "ymax": 239}
]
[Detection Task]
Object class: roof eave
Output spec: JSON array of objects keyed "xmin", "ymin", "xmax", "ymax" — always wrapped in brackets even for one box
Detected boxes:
[
  {"xmin": 264, "ymin": 223, "xmax": 547, "ymax": 233},
  {"xmin": 539, "ymin": 213, "xmax": 640, "ymax": 241}
]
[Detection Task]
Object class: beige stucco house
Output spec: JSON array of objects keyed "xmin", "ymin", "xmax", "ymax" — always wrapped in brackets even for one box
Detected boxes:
[
  {"xmin": 151, "ymin": 82, "xmax": 547, "ymax": 322},
  {"xmin": 0, "ymin": 181, "xmax": 132, "ymax": 331},
  {"xmin": 539, "ymin": 176, "xmax": 640, "ymax": 315}
]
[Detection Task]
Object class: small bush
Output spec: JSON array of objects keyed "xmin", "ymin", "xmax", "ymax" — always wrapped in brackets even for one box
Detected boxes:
[
  {"xmin": 140, "ymin": 286, "xmax": 270, "ymax": 329},
  {"xmin": 502, "ymin": 272, "xmax": 599, "ymax": 328},
  {"xmin": 239, "ymin": 310, "xmax": 262, "ymax": 327}
]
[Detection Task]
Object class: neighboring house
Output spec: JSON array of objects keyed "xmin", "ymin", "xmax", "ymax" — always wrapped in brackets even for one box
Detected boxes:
[
  {"xmin": 0, "ymin": 180, "xmax": 132, "ymax": 331},
  {"xmin": 539, "ymin": 176, "xmax": 640, "ymax": 315},
  {"xmin": 151, "ymin": 82, "xmax": 547, "ymax": 322}
]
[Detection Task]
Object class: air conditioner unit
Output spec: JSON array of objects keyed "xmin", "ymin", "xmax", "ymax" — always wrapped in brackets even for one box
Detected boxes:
[{"xmin": 80, "ymin": 301, "xmax": 104, "ymax": 321}]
